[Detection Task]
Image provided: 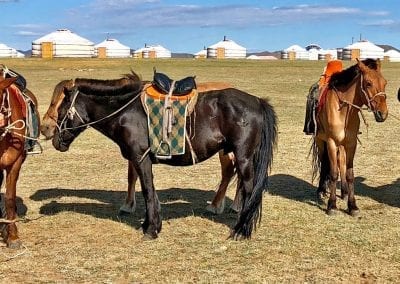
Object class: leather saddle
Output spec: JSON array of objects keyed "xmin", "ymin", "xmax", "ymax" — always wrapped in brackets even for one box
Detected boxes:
[
  {"xmin": 153, "ymin": 69, "xmax": 196, "ymax": 95},
  {"xmin": 0, "ymin": 65, "xmax": 27, "ymax": 91}
]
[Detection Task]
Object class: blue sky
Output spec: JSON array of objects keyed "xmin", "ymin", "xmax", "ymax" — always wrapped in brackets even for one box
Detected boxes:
[{"xmin": 1, "ymin": 0, "xmax": 400, "ymax": 53}]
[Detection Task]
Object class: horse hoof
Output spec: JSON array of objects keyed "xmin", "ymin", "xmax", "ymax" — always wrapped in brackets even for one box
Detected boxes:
[
  {"xmin": 349, "ymin": 209, "xmax": 360, "ymax": 217},
  {"xmin": 119, "ymin": 204, "xmax": 135, "ymax": 215},
  {"xmin": 7, "ymin": 239, "xmax": 22, "ymax": 249},
  {"xmin": 326, "ymin": 209, "xmax": 338, "ymax": 216},
  {"xmin": 142, "ymin": 233, "xmax": 157, "ymax": 241},
  {"xmin": 206, "ymin": 204, "xmax": 223, "ymax": 215},
  {"xmin": 229, "ymin": 204, "xmax": 240, "ymax": 213}
]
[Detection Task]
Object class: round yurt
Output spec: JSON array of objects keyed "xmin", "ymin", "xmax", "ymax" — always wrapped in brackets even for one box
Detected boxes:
[
  {"xmin": 32, "ymin": 29, "xmax": 95, "ymax": 58},
  {"xmin": 281, "ymin": 45, "xmax": 309, "ymax": 60},
  {"xmin": 95, "ymin": 39, "xmax": 131, "ymax": 58},
  {"xmin": 0, "ymin": 43, "xmax": 24, "ymax": 58},
  {"xmin": 206, "ymin": 37, "xmax": 246, "ymax": 59},
  {"xmin": 384, "ymin": 49, "xmax": 400, "ymax": 62},
  {"xmin": 342, "ymin": 40, "xmax": 384, "ymax": 60},
  {"xmin": 194, "ymin": 49, "xmax": 207, "ymax": 59},
  {"xmin": 133, "ymin": 44, "xmax": 171, "ymax": 59}
]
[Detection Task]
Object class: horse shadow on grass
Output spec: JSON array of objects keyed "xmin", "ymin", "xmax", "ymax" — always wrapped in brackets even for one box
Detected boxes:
[
  {"xmin": 29, "ymin": 187, "xmax": 239, "ymax": 230},
  {"xmin": 268, "ymin": 174, "xmax": 400, "ymax": 209}
]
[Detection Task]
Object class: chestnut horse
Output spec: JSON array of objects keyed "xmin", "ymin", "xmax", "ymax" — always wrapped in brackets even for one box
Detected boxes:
[
  {"xmin": 40, "ymin": 76, "xmax": 240, "ymax": 215},
  {"xmin": 0, "ymin": 77, "xmax": 39, "ymax": 248},
  {"xmin": 51, "ymin": 71, "xmax": 277, "ymax": 239},
  {"xmin": 312, "ymin": 59, "xmax": 388, "ymax": 216}
]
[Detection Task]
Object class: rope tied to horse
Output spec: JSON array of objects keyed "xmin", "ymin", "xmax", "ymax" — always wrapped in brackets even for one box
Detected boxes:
[{"xmin": 57, "ymin": 88, "xmax": 142, "ymax": 133}]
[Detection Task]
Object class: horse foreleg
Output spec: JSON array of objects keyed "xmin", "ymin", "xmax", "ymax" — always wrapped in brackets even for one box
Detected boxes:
[
  {"xmin": 136, "ymin": 158, "xmax": 161, "ymax": 239},
  {"xmin": 2, "ymin": 155, "xmax": 24, "ymax": 249},
  {"xmin": 316, "ymin": 140, "xmax": 329, "ymax": 201},
  {"xmin": 338, "ymin": 146, "xmax": 348, "ymax": 199},
  {"xmin": 206, "ymin": 151, "xmax": 235, "ymax": 214},
  {"xmin": 326, "ymin": 140, "xmax": 339, "ymax": 215},
  {"xmin": 345, "ymin": 143, "xmax": 359, "ymax": 216},
  {"xmin": 119, "ymin": 161, "xmax": 138, "ymax": 215}
]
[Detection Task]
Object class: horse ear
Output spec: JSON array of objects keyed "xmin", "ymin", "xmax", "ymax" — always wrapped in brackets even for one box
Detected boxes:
[
  {"xmin": 357, "ymin": 59, "xmax": 367, "ymax": 72},
  {"xmin": 376, "ymin": 58, "xmax": 381, "ymax": 71},
  {"xmin": 0, "ymin": 77, "xmax": 17, "ymax": 90}
]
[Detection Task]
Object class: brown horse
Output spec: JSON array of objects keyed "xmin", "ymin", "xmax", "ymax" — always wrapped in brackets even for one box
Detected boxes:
[
  {"xmin": 0, "ymin": 77, "xmax": 39, "ymax": 248},
  {"xmin": 40, "ymin": 76, "xmax": 240, "ymax": 215},
  {"xmin": 312, "ymin": 58, "xmax": 388, "ymax": 216}
]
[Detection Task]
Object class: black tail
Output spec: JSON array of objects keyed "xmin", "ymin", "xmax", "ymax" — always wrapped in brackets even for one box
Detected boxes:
[{"xmin": 232, "ymin": 98, "xmax": 277, "ymax": 238}]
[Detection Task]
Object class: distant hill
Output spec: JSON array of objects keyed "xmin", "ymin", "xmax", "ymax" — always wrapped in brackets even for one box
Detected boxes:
[
  {"xmin": 247, "ymin": 50, "xmax": 281, "ymax": 59},
  {"xmin": 18, "ymin": 50, "xmax": 32, "ymax": 56},
  {"xmin": 377, "ymin": 44, "xmax": 400, "ymax": 52},
  {"xmin": 172, "ymin": 53, "xmax": 194, "ymax": 58}
]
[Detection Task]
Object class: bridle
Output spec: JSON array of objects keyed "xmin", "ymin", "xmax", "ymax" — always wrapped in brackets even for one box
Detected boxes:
[{"xmin": 56, "ymin": 87, "xmax": 142, "ymax": 135}]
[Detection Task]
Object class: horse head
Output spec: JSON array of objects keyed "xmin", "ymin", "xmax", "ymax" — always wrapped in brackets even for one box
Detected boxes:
[
  {"xmin": 357, "ymin": 58, "xmax": 388, "ymax": 122},
  {"xmin": 41, "ymin": 79, "xmax": 74, "ymax": 140},
  {"xmin": 52, "ymin": 86, "xmax": 87, "ymax": 152}
]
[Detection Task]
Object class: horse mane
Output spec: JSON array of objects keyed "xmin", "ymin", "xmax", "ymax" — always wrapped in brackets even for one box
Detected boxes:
[
  {"xmin": 75, "ymin": 70, "xmax": 143, "ymax": 96},
  {"xmin": 328, "ymin": 58, "xmax": 379, "ymax": 89}
]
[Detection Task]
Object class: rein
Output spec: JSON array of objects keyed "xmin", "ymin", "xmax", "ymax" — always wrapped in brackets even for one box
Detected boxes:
[{"xmin": 57, "ymin": 88, "xmax": 142, "ymax": 133}]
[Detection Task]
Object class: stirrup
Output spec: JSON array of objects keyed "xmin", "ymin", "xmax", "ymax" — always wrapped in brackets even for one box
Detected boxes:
[{"xmin": 26, "ymin": 142, "xmax": 43, "ymax": 155}]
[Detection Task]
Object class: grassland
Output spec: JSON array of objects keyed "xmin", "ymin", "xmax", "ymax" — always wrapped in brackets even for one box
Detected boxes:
[{"xmin": 0, "ymin": 58, "xmax": 399, "ymax": 283}]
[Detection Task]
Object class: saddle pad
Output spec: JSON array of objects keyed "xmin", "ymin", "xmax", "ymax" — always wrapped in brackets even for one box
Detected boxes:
[{"xmin": 144, "ymin": 93, "xmax": 190, "ymax": 157}]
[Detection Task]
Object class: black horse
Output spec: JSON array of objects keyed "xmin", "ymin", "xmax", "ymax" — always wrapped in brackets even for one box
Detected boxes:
[{"xmin": 52, "ymin": 72, "xmax": 277, "ymax": 240}]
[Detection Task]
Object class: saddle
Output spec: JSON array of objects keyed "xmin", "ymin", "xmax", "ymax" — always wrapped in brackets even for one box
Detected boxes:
[
  {"xmin": 0, "ymin": 65, "xmax": 26, "ymax": 91},
  {"xmin": 153, "ymin": 69, "xmax": 197, "ymax": 95},
  {"xmin": 142, "ymin": 70, "xmax": 198, "ymax": 162}
]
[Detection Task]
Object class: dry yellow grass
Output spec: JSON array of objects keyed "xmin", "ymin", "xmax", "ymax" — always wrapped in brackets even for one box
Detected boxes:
[{"xmin": 0, "ymin": 58, "xmax": 399, "ymax": 283}]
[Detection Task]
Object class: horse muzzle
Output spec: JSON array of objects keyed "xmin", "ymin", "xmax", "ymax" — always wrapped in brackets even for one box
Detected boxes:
[{"xmin": 373, "ymin": 110, "xmax": 388, "ymax": 122}]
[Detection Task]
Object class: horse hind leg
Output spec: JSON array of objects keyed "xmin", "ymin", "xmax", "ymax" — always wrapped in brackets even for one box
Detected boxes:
[
  {"xmin": 206, "ymin": 151, "xmax": 235, "ymax": 214},
  {"xmin": 119, "ymin": 161, "xmax": 137, "ymax": 215}
]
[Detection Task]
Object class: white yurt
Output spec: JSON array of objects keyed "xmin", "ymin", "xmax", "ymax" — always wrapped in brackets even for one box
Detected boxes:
[
  {"xmin": 31, "ymin": 29, "xmax": 95, "ymax": 58},
  {"xmin": 206, "ymin": 37, "xmax": 246, "ymax": 59},
  {"xmin": 0, "ymin": 43, "xmax": 24, "ymax": 58},
  {"xmin": 133, "ymin": 44, "xmax": 171, "ymax": 59},
  {"xmin": 384, "ymin": 49, "xmax": 400, "ymax": 62},
  {"xmin": 194, "ymin": 49, "xmax": 207, "ymax": 59},
  {"xmin": 281, "ymin": 44, "xmax": 309, "ymax": 60},
  {"xmin": 342, "ymin": 40, "xmax": 384, "ymax": 60},
  {"xmin": 95, "ymin": 38, "xmax": 131, "ymax": 58}
]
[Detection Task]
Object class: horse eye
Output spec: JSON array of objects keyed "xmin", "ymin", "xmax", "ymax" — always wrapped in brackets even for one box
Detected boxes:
[{"xmin": 365, "ymin": 81, "xmax": 372, "ymax": 88}]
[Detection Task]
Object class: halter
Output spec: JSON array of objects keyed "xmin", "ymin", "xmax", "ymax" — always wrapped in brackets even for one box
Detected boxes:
[{"xmin": 56, "ymin": 87, "xmax": 142, "ymax": 134}]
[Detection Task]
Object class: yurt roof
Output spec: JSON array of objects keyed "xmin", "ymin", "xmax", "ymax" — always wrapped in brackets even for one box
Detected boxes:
[
  {"xmin": 32, "ymin": 29, "xmax": 94, "ymax": 45},
  {"xmin": 135, "ymin": 44, "xmax": 170, "ymax": 52},
  {"xmin": 284, "ymin": 44, "xmax": 306, "ymax": 52},
  {"xmin": 95, "ymin": 38, "xmax": 130, "ymax": 49},
  {"xmin": 208, "ymin": 38, "xmax": 246, "ymax": 50},
  {"xmin": 344, "ymin": 40, "xmax": 383, "ymax": 52},
  {"xmin": 384, "ymin": 49, "xmax": 400, "ymax": 56}
]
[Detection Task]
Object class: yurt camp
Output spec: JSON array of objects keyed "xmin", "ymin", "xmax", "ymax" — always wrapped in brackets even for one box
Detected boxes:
[
  {"xmin": 206, "ymin": 37, "xmax": 246, "ymax": 59},
  {"xmin": 341, "ymin": 40, "xmax": 384, "ymax": 60},
  {"xmin": 133, "ymin": 44, "xmax": 171, "ymax": 59},
  {"xmin": 95, "ymin": 39, "xmax": 131, "ymax": 58},
  {"xmin": 32, "ymin": 29, "xmax": 95, "ymax": 58},
  {"xmin": 0, "ymin": 43, "xmax": 24, "ymax": 58}
]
